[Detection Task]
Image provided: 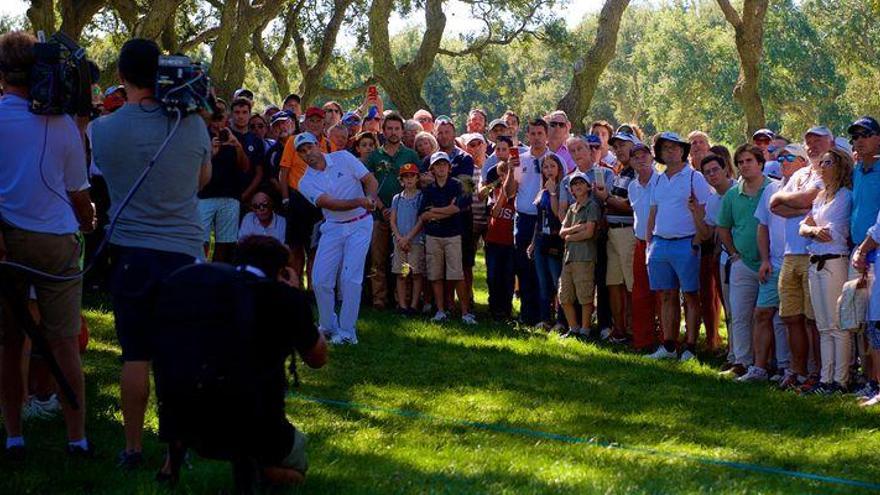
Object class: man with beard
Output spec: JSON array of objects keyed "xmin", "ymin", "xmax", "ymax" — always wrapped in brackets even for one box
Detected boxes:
[{"xmin": 365, "ymin": 112, "xmax": 420, "ymax": 309}]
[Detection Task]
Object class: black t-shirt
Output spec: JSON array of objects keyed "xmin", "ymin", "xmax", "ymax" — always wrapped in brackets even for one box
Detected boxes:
[
  {"xmin": 199, "ymin": 132, "xmax": 242, "ymax": 199},
  {"xmin": 251, "ymin": 278, "xmax": 320, "ymax": 463},
  {"xmin": 232, "ymin": 129, "xmax": 266, "ymax": 194},
  {"xmin": 419, "ymin": 177, "xmax": 464, "ymax": 238}
]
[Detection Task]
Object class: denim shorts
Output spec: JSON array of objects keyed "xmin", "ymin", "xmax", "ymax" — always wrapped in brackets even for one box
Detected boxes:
[
  {"xmin": 757, "ymin": 268, "xmax": 780, "ymax": 308},
  {"xmin": 647, "ymin": 237, "xmax": 700, "ymax": 292}
]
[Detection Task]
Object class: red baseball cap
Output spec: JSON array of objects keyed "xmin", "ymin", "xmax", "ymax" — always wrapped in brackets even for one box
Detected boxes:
[
  {"xmin": 305, "ymin": 106, "xmax": 325, "ymax": 119},
  {"xmin": 398, "ymin": 163, "xmax": 420, "ymax": 176}
]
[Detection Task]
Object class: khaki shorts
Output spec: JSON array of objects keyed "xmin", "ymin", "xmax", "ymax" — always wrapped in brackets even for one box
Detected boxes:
[
  {"xmin": 426, "ymin": 235, "xmax": 464, "ymax": 281},
  {"xmin": 391, "ymin": 241, "xmax": 426, "ymax": 275},
  {"xmin": 606, "ymin": 226, "xmax": 635, "ymax": 290},
  {"xmin": 0, "ymin": 227, "xmax": 82, "ymax": 341},
  {"xmin": 559, "ymin": 261, "xmax": 595, "ymax": 305},
  {"xmin": 778, "ymin": 254, "xmax": 814, "ymax": 320}
]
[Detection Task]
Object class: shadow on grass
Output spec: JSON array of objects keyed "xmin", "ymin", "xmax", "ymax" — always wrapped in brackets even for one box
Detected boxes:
[{"xmin": 293, "ymin": 310, "xmax": 880, "ymax": 489}]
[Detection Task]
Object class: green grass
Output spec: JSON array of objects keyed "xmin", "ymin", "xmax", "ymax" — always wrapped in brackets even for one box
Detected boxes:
[{"xmin": 3, "ymin": 257, "xmax": 880, "ymax": 494}]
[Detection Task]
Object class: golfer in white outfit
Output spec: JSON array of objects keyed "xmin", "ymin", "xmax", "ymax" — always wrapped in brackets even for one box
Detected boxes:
[{"xmin": 296, "ymin": 132, "xmax": 379, "ymax": 344}]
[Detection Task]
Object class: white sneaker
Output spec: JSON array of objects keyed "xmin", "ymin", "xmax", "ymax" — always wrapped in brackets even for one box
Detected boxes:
[
  {"xmin": 599, "ymin": 327, "xmax": 612, "ymax": 341},
  {"xmin": 771, "ymin": 368, "xmax": 792, "ymax": 384},
  {"xmin": 679, "ymin": 350, "xmax": 697, "ymax": 362},
  {"xmin": 736, "ymin": 366, "xmax": 769, "ymax": 383},
  {"xmin": 461, "ymin": 313, "xmax": 478, "ymax": 325},
  {"xmin": 431, "ymin": 311, "xmax": 448, "ymax": 323},
  {"xmin": 329, "ymin": 334, "xmax": 347, "ymax": 345},
  {"xmin": 23, "ymin": 394, "xmax": 61, "ymax": 420},
  {"xmin": 646, "ymin": 346, "xmax": 677, "ymax": 360},
  {"xmin": 860, "ymin": 393, "xmax": 880, "ymax": 407},
  {"xmin": 340, "ymin": 334, "xmax": 358, "ymax": 345}
]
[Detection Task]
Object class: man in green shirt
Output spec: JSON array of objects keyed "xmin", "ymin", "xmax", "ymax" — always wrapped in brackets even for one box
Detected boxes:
[
  {"xmin": 716, "ymin": 144, "xmax": 773, "ymax": 377},
  {"xmin": 366, "ymin": 112, "xmax": 420, "ymax": 309}
]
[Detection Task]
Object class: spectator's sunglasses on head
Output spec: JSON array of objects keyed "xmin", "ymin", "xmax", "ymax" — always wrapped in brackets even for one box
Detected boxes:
[
  {"xmin": 850, "ymin": 131, "xmax": 877, "ymax": 144},
  {"xmin": 777, "ymin": 154, "xmax": 798, "ymax": 163},
  {"xmin": 252, "ymin": 202, "xmax": 271, "ymax": 211}
]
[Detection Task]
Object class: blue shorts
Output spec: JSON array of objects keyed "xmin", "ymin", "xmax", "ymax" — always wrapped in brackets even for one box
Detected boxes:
[
  {"xmin": 757, "ymin": 268, "xmax": 780, "ymax": 308},
  {"xmin": 198, "ymin": 197, "xmax": 240, "ymax": 243},
  {"xmin": 647, "ymin": 237, "xmax": 700, "ymax": 292}
]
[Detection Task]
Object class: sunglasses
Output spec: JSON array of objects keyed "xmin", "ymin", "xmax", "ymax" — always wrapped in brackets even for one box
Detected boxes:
[
  {"xmin": 777, "ymin": 154, "xmax": 798, "ymax": 163},
  {"xmin": 818, "ymin": 159, "xmax": 836, "ymax": 168},
  {"xmin": 251, "ymin": 202, "xmax": 270, "ymax": 210},
  {"xmin": 549, "ymin": 121, "xmax": 567, "ymax": 128}
]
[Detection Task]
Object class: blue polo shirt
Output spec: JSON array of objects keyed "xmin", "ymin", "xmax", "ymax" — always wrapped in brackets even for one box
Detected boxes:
[{"xmin": 852, "ymin": 159, "xmax": 880, "ymax": 245}]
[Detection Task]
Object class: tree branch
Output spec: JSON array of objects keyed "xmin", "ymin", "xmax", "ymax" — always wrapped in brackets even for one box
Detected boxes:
[
  {"xmin": 180, "ymin": 26, "xmax": 221, "ymax": 52},
  {"xmin": 315, "ymin": 77, "xmax": 378, "ymax": 100},
  {"xmin": 716, "ymin": 0, "xmax": 742, "ymax": 28},
  {"xmin": 437, "ymin": 15, "xmax": 534, "ymax": 57}
]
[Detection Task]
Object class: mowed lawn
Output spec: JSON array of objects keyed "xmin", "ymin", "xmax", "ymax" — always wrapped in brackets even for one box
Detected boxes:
[{"xmin": 3, "ymin": 257, "xmax": 880, "ymax": 494}]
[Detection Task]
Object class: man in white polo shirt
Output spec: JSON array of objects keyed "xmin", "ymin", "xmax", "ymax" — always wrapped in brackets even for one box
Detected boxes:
[
  {"xmin": 296, "ymin": 133, "xmax": 379, "ymax": 345},
  {"xmin": 505, "ymin": 117, "xmax": 551, "ymax": 325},
  {"xmin": 645, "ymin": 132, "xmax": 711, "ymax": 361}
]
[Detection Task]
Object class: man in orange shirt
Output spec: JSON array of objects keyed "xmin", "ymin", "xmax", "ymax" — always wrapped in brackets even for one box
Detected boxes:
[{"xmin": 279, "ymin": 107, "xmax": 334, "ymax": 286}]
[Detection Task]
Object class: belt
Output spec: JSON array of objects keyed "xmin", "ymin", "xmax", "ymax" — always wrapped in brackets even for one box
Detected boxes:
[
  {"xmin": 809, "ymin": 253, "xmax": 846, "ymax": 271},
  {"xmin": 656, "ymin": 235, "xmax": 694, "ymax": 242},
  {"xmin": 607, "ymin": 222, "xmax": 633, "ymax": 229},
  {"xmin": 331, "ymin": 211, "xmax": 371, "ymax": 224}
]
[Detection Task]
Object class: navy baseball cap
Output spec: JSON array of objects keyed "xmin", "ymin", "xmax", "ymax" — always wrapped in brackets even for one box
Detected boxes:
[
  {"xmin": 848, "ymin": 116, "xmax": 880, "ymax": 135},
  {"xmin": 609, "ymin": 132, "xmax": 638, "ymax": 146},
  {"xmin": 583, "ymin": 134, "xmax": 602, "ymax": 145},
  {"xmin": 270, "ymin": 112, "xmax": 291, "ymax": 126},
  {"xmin": 294, "ymin": 132, "xmax": 319, "ymax": 150}
]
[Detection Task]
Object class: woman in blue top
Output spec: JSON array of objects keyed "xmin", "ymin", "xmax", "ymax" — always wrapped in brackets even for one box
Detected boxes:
[{"xmin": 528, "ymin": 153, "xmax": 566, "ymax": 330}]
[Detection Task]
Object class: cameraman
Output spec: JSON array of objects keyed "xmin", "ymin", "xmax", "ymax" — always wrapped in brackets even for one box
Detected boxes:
[
  {"xmin": 0, "ymin": 30, "xmax": 96, "ymax": 458},
  {"xmin": 90, "ymin": 38, "xmax": 212, "ymax": 469}
]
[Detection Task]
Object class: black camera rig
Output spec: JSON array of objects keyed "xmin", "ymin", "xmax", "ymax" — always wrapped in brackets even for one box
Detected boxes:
[
  {"xmin": 155, "ymin": 55, "xmax": 216, "ymax": 116},
  {"xmin": 28, "ymin": 31, "xmax": 94, "ymax": 116}
]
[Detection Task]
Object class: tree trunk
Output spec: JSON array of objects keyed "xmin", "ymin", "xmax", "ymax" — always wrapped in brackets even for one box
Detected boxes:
[
  {"xmin": 134, "ymin": 0, "xmax": 186, "ymax": 41},
  {"xmin": 209, "ymin": 0, "xmax": 285, "ymax": 101},
  {"xmin": 557, "ymin": 0, "xmax": 630, "ymax": 133},
  {"xmin": 26, "ymin": 0, "xmax": 57, "ymax": 35},
  {"xmin": 717, "ymin": 0, "xmax": 768, "ymax": 137},
  {"xmin": 58, "ymin": 0, "xmax": 107, "ymax": 41},
  {"xmin": 368, "ymin": 0, "xmax": 445, "ymax": 117}
]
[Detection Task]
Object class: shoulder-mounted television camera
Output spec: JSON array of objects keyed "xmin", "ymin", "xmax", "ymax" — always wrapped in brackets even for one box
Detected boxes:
[
  {"xmin": 156, "ymin": 55, "xmax": 216, "ymax": 116},
  {"xmin": 28, "ymin": 31, "xmax": 94, "ymax": 116}
]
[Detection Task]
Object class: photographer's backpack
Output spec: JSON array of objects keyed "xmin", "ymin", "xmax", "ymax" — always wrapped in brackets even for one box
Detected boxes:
[{"xmin": 153, "ymin": 263, "xmax": 266, "ymax": 492}]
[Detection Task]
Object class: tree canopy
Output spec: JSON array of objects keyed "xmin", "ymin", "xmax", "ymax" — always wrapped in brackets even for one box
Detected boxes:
[{"xmin": 3, "ymin": 0, "xmax": 878, "ymax": 144}]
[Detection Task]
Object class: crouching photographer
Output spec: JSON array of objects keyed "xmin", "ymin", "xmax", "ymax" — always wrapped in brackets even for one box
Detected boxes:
[
  {"xmin": 152, "ymin": 235, "xmax": 327, "ymax": 489},
  {"xmin": 0, "ymin": 30, "xmax": 96, "ymax": 459}
]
